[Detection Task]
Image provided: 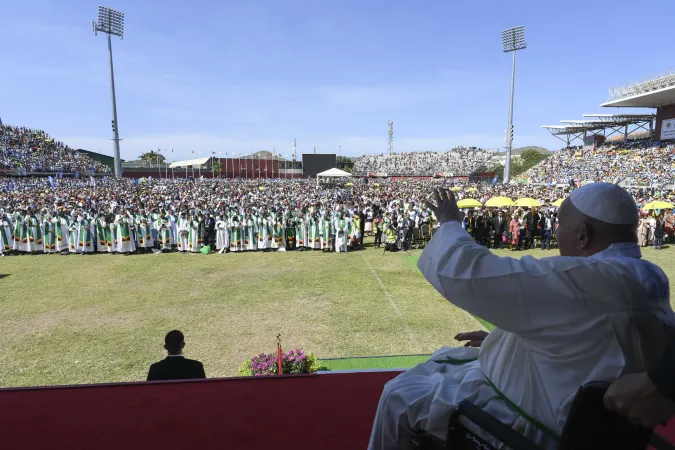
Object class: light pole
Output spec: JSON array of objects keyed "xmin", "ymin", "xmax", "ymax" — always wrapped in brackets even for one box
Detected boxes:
[
  {"xmin": 501, "ymin": 25, "xmax": 526, "ymax": 184},
  {"xmin": 93, "ymin": 6, "xmax": 124, "ymax": 178}
]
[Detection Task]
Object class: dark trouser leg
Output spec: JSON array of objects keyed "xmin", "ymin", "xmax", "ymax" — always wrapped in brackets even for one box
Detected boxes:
[{"xmin": 542, "ymin": 231, "xmax": 551, "ymax": 249}]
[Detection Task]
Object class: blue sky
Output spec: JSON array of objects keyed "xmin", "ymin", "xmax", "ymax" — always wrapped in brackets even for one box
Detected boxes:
[{"xmin": 1, "ymin": 0, "xmax": 673, "ymax": 160}]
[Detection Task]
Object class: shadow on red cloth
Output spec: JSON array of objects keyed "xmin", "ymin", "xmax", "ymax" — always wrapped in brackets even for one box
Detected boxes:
[
  {"xmin": 0, "ymin": 372, "xmax": 400, "ymax": 450},
  {"xmin": 0, "ymin": 370, "xmax": 672, "ymax": 450}
]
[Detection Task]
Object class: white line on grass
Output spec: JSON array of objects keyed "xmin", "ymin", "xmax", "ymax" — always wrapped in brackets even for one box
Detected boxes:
[{"xmin": 361, "ymin": 253, "xmax": 421, "ymax": 352}]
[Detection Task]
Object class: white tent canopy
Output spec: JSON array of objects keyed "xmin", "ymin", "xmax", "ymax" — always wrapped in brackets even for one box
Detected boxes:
[{"xmin": 316, "ymin": 168, "xmax": 352, "ymax": 178}]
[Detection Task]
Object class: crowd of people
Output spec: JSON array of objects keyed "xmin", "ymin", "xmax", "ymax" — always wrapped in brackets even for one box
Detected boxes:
[
  {"xmin": 351, "ymin": 140, "xmax": 675, "ymax": 187},
  {"xmin": 353, "ymin": 147, "xmax": 502, "ymax": 176},
  {"xmin": 523, "ymin": 139, "xmax": 675, "ymax": 186},
  {"xmin": 1, "ymin": 175, "xmax": 673, "ymax": 256},
  {"xmin": 0, "ymin": 125, "xmax": 111, "ymax": 174},
  {"xmin": 0, "ymin": 177, "xmax": 436, "ymax": 256}
]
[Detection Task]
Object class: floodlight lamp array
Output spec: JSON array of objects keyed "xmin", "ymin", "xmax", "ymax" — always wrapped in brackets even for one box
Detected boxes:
[
  {"xmin": 501, "ymin": 26, "xmax": 526, "ymax": 52},
  {"xmin": 95, "ymin": 6, "xmax": 124, "ymax": 37}
]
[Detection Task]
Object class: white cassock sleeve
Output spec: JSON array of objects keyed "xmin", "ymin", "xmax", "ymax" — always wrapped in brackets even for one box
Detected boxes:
[{"xmin": 417, "ymin": 221, "xmax": 633, "ymax": 335}]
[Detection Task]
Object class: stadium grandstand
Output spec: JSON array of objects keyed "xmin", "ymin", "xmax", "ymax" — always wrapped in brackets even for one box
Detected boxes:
[
  {"xmin": 0, "ymin": 123, "xmax": 112, "ymax": 176},
  {"xmin": 352, "ymin": 147, "xmax": 502, "ymax": 177},
  {"xmin": 532, "ymin": 70, "xmax": 675, "ymax": 188},
  {"xmin": 523, "ymin": 136, "xmax": 674, "ymax": 187}
]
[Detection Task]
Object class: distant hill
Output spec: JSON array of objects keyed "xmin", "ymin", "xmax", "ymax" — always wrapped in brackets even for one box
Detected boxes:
[
  {"xmin": 494, "ymin": 146, "xmax": 552, "ymax": 157},
  {"xmin": 511, "ymin": 146, "xmax": 552, "ymax": 155}
]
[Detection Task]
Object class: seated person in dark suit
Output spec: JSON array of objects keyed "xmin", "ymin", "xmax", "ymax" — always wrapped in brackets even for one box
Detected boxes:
[{"xmin": 147, "ymin": 330, "xmax": 206, "ymax": 381}]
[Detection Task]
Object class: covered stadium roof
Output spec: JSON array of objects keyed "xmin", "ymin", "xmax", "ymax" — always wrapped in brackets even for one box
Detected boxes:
[
  {"xmin": 600, "ymin": 71, "xmax": 675, "ymax": 108},
  {"xmin": 169, "ymin": 157, "xmax": 211, "ymax": 168},
  {"xmin": 541, "ymin": 113, "xmax": 655, "ymax": 144}
]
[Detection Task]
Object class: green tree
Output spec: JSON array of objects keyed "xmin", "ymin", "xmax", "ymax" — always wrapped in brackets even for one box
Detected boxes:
[
  {"xmin": 491, "ymin": 164, "xmax": 505, "ymax": 180},
  {"xmin": 470, "ymin": 165, "xmax": 488, "ymax": 177},
  {"xmin": 336, "ymin": 156, "xmax": 354, "ymax": 173},
  {"xmin": 139, "ymin": 151, "xmax": 165, "ymax": 164},
  {"xmin": 519, "ymin": 149, "xmax": 547, "ymax": 169},
  {"xmin": 212, "ymin": 160, "xmax": 222, "ymax": 173},
  {"xmin": 336, "ymin": 156, "xmax": 353, "ymax": 165}
]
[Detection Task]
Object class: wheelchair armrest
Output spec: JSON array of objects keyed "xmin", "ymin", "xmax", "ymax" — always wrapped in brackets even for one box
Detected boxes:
[{"xmin": 452, "ymin": 400, "xmax": 542, "ymax": 450}]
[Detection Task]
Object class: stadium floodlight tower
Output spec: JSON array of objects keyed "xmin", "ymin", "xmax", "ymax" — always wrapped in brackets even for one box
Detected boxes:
[
  {"xmin": 501, "ymin": 25, "xmax": 526, "ymax": 184},
  {"xmin": 92, "ymin": 5, "xmax": 124, "ymax": 178}
]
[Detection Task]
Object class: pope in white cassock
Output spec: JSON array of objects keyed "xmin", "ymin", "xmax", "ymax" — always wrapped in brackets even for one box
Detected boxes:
[{"xmin": 369, "ymin": 183, "xmax": 675, "ymax": 450}]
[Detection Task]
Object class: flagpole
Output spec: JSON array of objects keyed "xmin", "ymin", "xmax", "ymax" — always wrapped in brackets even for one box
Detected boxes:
[
  {"xmin": 185, "ymin": 151, "xmax": 188, "ymax": 178},
  {"xmin": 268, "ymin": 149, "xmax": 272, "ymax": 179}
]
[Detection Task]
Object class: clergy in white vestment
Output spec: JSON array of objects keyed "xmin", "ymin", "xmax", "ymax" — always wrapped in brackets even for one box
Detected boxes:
[
  {"xmin": 136, "ymin": 213, "xmax": 154, "ymax": 250},
  {"xmin": 334, "ymin": 214, "xmax": 349, "ymax": 252},
  {"xmin": 229, "ymin": 216, "xmax": 244, "ymax": 252},
  {"xmin": 155, "ymin": 213, "xmax": 172, "ymax": 251},
  {"xmin": 53, "ymin": 213, "xmax": 70, "ymax": 253},
  {"xmin": 215, "ymin": 216, "xmax": 229, "ymax": 251},
  {"xmin": 11, "ymin": 211, "xmax": 23, "ymax": 252},
  {"xmin": 369, "ymin": 183, "xmax": 675, "ymax": 450},
  {"xmin": 188, "ymin": 215, "xmax": 202, "ymax": 253},
  {"xmin": 244, "ymin": 214, "xmax": 257, "ymax": 251},
  {"xmin": 177, "ymin": 213, "xmax": 190, "ymax": 253},
  {"xmin": 257, "ymin": 214, "xmax": 272, "ymax": 250},
  {"xmin": 271, "ymin": 213, "xmax": 285, "ymax": 251},
  {"xmin": 307, "ymin": 214, "xmax": 322, "ymax": 249},
  {"xmin": 1, "ymin": 211, "xmax": 13, "ymax": 254},
  {"xmin": 114, "ymin": 213, "xmax": 136, "ymax": 254},
  {"xmin": 76, "ymin": 214, "xmax": 95, "ymax": 253},
  {"xmin": 24, "ymin": 211, "xmax": 43, "ymax": 253},
  {"xmin": 42, "ymin": 213, "xmax": 57, "ymax": 253},
  {"xmin": 168, "ymin": 212, "xmax": 178, "ymax": 246},
  {"xmin": 319, "ymin": 214, "xmax": 333, "ymax": 251},
  {"xmin": 68, "ymin": 216, "xmax": 79, "ymax": 253}
]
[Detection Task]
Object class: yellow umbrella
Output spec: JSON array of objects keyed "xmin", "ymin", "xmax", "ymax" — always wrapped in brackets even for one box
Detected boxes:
[
  {"xmin": 402, "ymin": 181, "xmax": 408, "ymax": 185},
  {"xmin": 484, "ymin": 196, "xmax": 514, "ymax": 207},
  {"xmin": 346, "ymin": 182, "xmax": 353, "ymax": 187},
  {"xmin": 552, "ymin": 198, "xmax": 566, "ymax": 207},
  {"xmin": 258, "ymin": 186, "xmax": 265, "ymax": 191},
  {"xmin": 457, "ymin": 198, "xmax": 482, "ymax": 208},
  {"xmin": 466, "ymin": 187, "xmax": 477, "ymax": 192},
  {"xmin": 643, "ymin": 201, "xmax": 674, "ymax": 210},
  {"xmin": 374, "ymin": 183, "xmax": 380, "ymax": 187},
  {"xmin": 515, "ymin": 198, "xmax": 542, "ymax": 208},
  {"xmin": 450, "ymin": 187, "xmax": 463, "ymax": 192}
]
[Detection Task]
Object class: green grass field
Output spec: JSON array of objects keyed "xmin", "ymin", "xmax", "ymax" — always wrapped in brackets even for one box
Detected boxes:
[{"xmin": 1, "ymin": 243, "xmax": 673, "ymax": 388}]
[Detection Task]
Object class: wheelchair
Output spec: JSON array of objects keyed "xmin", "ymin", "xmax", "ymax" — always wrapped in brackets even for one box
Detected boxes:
[
  {"xmin": 410, "ymin": 382, "xmax": 675, "ymax": 450},
  {"xmin": 412, "ymin": 224, "xmax": 432, "ymax": 249}
]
